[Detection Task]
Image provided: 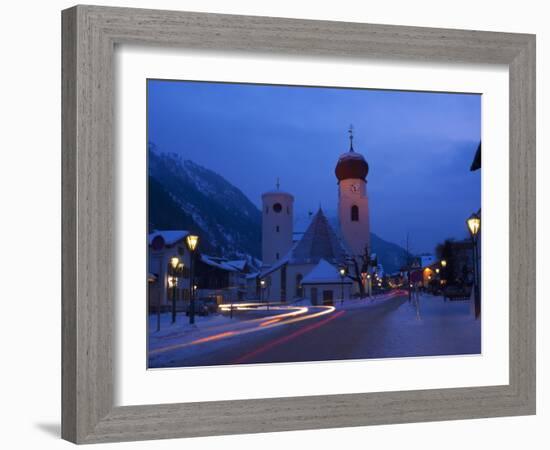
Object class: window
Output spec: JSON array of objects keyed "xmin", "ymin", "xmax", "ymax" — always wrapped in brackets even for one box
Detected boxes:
[
  {"xmin": 276, "ymin": 225, "xmax": 280, "ymax": 232},
  {"xmin": 351, "ymin": 205, "xmax": 359, "ymax": 221},
  {"xmin": 273, "ymin": 203, "xmax": 282, "ymax": 213}
]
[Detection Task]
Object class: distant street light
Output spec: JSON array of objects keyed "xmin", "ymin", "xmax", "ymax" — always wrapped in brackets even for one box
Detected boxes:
[
  {"xmin": 441, "ymin": 260, "xmax": 447, "ymax": 267},
  {"xmin": 169, "ymin": 256, "xmax": 179, "ymax": 324},
  {"xmin": 339, "ymin": 266, "xmax": 346, "ymax": 306},
  {"xmin": 186, "ymin": 234, "xmax": 200, "ymax": 325},
  {"xmin": 466, "ymin": 213, "xmax": 481, "ymax": 319},
  {"xmin": 360, "ymin": 264, "xmax": 368, "ymax": 299}
]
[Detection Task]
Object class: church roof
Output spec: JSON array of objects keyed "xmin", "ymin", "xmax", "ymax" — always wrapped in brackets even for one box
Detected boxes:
[
  {"xmin": 259, "ymin": 209, "xmax": 349, "ymax": 278},
  {"xmin": 290, "ymin": 208, "xmax": 348, "ymax": 265},
  {"xmin": 301, "ymin": 259, "xmax": 353, "ymax": 285}
]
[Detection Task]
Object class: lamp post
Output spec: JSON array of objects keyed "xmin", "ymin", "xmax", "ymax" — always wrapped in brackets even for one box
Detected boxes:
[
  {"xmin": 361, "ymin": 264, "xmax": 368, "ymax": 300},
  {"xmin": 260, "ymin": 279, "xmax": 267, "ymax": 311},
  {"xmin": 339, "ymin": 267, "xmax": 346, "ymax": 306},
  {"xmin": 466, "ymin": 213, "xmax": 481, "ymax": 319},
  {"xmin": 185, "ymin": 234, "xmax": 200, "ymax": 325},
  {"xmin": 169, "ymin": 256, "xmax": 179, "ymax": 324}
]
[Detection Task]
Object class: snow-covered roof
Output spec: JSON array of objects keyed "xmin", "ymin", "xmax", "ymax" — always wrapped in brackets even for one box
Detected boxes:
[
  {"xmin": 148, "ymin": 230, "xmax": 189, "ymax": 246},
  {"xmin": 290, "ymin": 208, "xmax": 347, "ymax": 265},
  {"xmin": 259, "ymin": 241, "xmax": 297, "ymax": 278},
  {"xmin": 301, "ymin": 259, "xmax": 353, "ymax": 285},
  {"xmin": 225, "ymin": 259, "xmax": 247, "ymax": 271},
  {"xmin": 200, "ymin": 254, "xmax": 239, "ymax": 272},
  {"xmin": 260, "ymin": 209, "xmax": 348, "ymax": 278}
]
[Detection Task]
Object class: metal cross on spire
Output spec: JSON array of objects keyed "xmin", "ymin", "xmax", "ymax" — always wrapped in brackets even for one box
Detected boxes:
[{"xmin": 348, "ymin": 124, "xmax": 355, "ymax": 152}]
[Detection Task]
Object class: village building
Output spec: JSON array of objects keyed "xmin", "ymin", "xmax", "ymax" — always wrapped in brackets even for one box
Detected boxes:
[
  {"xmin": 148, "ymin": 230, "xmax": 191, "ymax": 311},
  {"xmin": 301, "ymin": 259, "xmax": 353, "ymax": 305},
  {"xmin": 196, "ymin": 254, "xmax": 253, "ymax": 303}
]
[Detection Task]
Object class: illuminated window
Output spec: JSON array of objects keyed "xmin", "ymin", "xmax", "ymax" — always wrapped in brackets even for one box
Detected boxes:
[{"xmin": 351, "ymin": 205, "xmax": 359, "ymax": 221}]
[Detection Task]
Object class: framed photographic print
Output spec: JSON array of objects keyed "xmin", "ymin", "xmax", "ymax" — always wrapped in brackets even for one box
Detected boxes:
[{"xmin": 62, "ymin": 5, "xmax": 536, "ymax": 444}]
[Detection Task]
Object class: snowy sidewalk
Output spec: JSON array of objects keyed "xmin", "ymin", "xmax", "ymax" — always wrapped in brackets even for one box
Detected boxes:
[{"xmin": 351, "ymin": 292, "xmax": 481, "ymax": 358}]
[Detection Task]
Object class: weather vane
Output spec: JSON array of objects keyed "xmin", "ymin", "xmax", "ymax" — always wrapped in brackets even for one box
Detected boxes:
[{"xmin": 348, "ymin": 124, "xmax": 354, "ymax": 152}]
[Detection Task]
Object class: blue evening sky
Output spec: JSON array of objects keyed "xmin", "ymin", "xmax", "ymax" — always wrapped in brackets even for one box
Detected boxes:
[{"xmin": 147, "ymin": 79, "xmax": 481, "ymax": 254}]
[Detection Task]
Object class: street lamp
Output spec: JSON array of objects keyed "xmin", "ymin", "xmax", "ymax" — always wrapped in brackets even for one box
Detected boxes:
[
  {"xmin": 260, "ymin": 279, "xmax": 268, "ymax": 311},
  {"xmin": 360, "ymin": 264, "xmax": 368, "ymax": 299},
  {"xmin": 466, "ymin": 212, "xmax": 481, "ymax": 318},
  {"xmin": 339, "ymin": 266, "xmax": 346, "ymax": 306},
  {"xmin": 441, "ymin": 260, "xmax": 447, "ymax": 268},
  {"xmin": 185, "ymin": 234, "xmax": 200, "ymax": 325},
  {"xmin": 467, "ymin": 213, "xmax": 481, "ymax": 237},
  {"xmin": 169, "ymin": 256, "xmax": 179, "ymax": 324}
]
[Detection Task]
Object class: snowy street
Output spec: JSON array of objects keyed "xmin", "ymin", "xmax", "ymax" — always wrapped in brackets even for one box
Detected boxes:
[{"xmin": 148, "ymin": 291, "xmax": 481, "ymax": 368}]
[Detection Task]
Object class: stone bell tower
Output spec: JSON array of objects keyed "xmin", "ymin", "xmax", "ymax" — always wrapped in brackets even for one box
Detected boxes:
[{"xmin": 261, "ymin": 179, "xmax": 294, "ymax": 267}]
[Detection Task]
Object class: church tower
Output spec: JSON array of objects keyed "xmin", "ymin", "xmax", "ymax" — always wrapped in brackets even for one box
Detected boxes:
[
  {"xmin": 261, "ymin": 180, "xmax": 294, "ymax": 267},
  {"xmin": 335, "ymin": 126, "xmax": 371, "ymax": 258}
]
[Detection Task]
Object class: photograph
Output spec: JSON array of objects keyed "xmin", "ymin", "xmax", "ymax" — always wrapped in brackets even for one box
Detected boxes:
[{"xmin": 146, "ymin": 79, "xmax": 482, "ymax": 369}]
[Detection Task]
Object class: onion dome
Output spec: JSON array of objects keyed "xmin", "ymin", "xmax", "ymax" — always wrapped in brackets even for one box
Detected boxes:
[{"xmin": 335, "ymin": 125, "xmax": 369, "ymax": 181}]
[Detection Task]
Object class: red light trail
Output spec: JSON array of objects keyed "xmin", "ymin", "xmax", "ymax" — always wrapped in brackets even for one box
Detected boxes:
[{"xmin": 232, "ymin": 310, "xmax": 346, "ymax": 364}]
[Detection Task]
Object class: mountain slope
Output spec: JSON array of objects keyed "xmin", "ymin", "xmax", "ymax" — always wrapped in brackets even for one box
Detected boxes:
[
  {"xmin": 370, "ymin": 233, "xmax": 409, "ymax": 274},
  {"xmin": 148, "ymin": 149, "xmax": 261, "ymax": 258}
]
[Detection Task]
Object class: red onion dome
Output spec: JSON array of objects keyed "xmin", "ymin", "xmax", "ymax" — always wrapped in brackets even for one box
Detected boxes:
[{"xmin": 335, "ymin": 150, "xmax": 369, "ymax": 181}]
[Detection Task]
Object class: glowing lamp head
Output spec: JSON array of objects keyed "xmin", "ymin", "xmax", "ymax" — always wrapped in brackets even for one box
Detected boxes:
[
  {"xmin": 170, "ymin": 256, "xmax": 179, "ymax": 270},
  {"xmin": 339, "ymin": 267, "xmax": 346, "ymax": 277},
  {"xmin": 168, "ymin": 276, "xmax": 177, "ymax": 288},
  {"xmin": 260, "ymin": 279, "xmax": 266, "ymax": 287},
  {"xmin": 186, "ymin": 234, "xmax": 199, "ymax": 252},
  {"xmin": 435, "ymin": 268, "xmax": 440, "ymax": 274},
  {"xmin": 466, "ymin": 213, "xmax": 481, "ymax": 237},
  {"xmin": 441, "ymin": 260, "xmax": 447, "ymax": 268}
]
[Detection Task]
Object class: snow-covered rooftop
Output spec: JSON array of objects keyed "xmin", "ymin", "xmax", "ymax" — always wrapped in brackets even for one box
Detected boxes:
[
  {"xmin": 301, "ymin": 259, "xmax": 353, "ymax": 285},
  {"xmin": 200, "ymin": 254, "xmax": 240, "ymax": 272},
  {"xmin": 148, "ymin": 230, "xmax": 189, "ymax": 246},
  {"xmin": 225, "ymin": 259, "xmax": 247, "ymax": 271},
  {"xmin": 290, "ymin": 208, "xmax": 347, "ymax": 265}
]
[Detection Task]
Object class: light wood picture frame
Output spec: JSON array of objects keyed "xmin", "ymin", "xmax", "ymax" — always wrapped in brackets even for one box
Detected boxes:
[{"xmin": 61, "ymin": 5, "xmax": 536, "ymax": 444}]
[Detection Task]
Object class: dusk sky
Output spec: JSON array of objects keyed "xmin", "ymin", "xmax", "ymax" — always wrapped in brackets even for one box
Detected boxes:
[{"xmin": 147, "ymin": 79, "xmax": 481, "ymax": 255}]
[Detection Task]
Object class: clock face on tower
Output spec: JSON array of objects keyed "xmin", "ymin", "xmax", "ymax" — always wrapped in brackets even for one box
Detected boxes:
[{"xmin": 349, "ymin": 183, "xmax": 359, "ymax": 193}]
